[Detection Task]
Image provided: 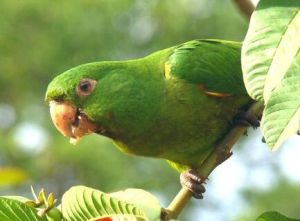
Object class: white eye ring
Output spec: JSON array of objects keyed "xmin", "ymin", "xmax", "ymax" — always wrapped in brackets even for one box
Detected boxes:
[{"xmin": 76, "ymin": 78, "xmax": 97, "ymax": 97}]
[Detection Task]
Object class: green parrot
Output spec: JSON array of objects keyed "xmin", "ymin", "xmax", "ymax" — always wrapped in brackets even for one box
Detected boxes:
[{"xmin": 45, "ymin": 39, "xmax": 255, "ymax": 198}]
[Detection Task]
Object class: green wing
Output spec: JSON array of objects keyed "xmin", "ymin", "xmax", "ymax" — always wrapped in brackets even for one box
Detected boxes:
[{"xmin": 166, "ymin": 39, "xmax": 246, "ymax": 96}]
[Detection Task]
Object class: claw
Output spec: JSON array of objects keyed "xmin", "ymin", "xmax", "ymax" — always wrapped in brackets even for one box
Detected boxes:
[
  {"xmin": 234, "ymin": 111, "xmax": 260, "ymax": 128},
  {"xmin": 180, "ymin": 169, "xmax": 206, "ymax": 199}
]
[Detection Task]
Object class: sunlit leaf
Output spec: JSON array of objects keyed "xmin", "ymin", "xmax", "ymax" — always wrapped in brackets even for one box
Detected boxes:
[
  {"xmin": 242, "ymin": 0, "xmax": 300, "ymax": 149},
  {"xmin": 0, "ymin": 197, "xmax": 47, "ymax": 221},
  {"xmin": 1, "ymin": 196, "xmax": 30, "ymax": 204},
  {"xmin": 110, "ymin": 188, "xmax": 161, "ymax": 221},
  {"xmin": 61, "ymin": 186, "xmax": 161, "ymax": 221},
  {"xmin": 261, "ymin": 56, "xmax": 300, "ymax": 149}
]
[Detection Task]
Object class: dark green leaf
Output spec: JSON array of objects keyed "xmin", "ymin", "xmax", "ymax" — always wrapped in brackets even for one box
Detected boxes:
[{"xmin": 256, "ymin": 211, "xmax": 300, "ymax": 221}]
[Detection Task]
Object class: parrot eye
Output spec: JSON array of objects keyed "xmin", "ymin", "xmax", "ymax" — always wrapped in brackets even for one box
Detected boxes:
[{"xmin": 76, "ymin": 78, "xmax": 97, "ymax": 97}]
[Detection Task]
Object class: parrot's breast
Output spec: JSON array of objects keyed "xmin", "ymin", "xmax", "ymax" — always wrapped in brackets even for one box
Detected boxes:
[{"xmin": 108, "ymin": 80, "xmax": 252, "ymax": 169}]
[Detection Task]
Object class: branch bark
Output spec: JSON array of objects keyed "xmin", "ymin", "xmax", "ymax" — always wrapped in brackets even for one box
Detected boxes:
[
  {"xmin": 162, "ymin": 101, "xmax": 264, "ymax": 220},
  {"xmin": 233, "ymin": 0, "xmax": 255, "ymax": 19}
]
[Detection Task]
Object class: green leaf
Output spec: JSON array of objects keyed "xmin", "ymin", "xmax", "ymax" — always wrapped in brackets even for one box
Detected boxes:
[
  {"xmin": 1, "ymin": 196, "xmax": 31, "ymax": 203},
  {"xmin": 261, "ymin": 55, "xmax": 300, "ymax": 149},
  {"xmin": 242, "ymin": 0, "xmax": 300, "ymax": 149},
  {"xmin": 109, "ymin": 188, "xmax": 161, "ymax": 221},
  {"xmin": 61, "ymin": 186, "xmax": 161, "ymax": 221},
  {"xmin": 0, "ymin": 197, "xmax": 47, "ymax": 221},
  {"xmin": 256, "ymin": 211, "xmax": 300, "ymax": 221}
]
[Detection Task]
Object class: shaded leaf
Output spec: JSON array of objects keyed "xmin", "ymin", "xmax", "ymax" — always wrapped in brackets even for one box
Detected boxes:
[{"xmin": 256, "ymin": 211, "xmax": 300, "ymax": 221}]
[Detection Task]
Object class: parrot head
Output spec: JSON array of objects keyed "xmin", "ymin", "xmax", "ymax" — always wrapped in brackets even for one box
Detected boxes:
[
  {"xmin": 45, "ymin": 62, "xmax": 123, "ymax": 144},
  {"xmin": 46, "ymin": 58, "xmax": 161, "ymax": 148}
]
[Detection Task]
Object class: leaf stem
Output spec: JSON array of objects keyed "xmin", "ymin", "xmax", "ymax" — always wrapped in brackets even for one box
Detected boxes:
[{"xmin": 162, "ymin": 101, "xmax": 264, "ymax": 220}]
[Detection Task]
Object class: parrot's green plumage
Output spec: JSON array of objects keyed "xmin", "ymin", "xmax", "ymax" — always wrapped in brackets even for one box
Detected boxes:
[{"xmin": 46, "ymin": 39, "xmax": 253, "ymax": 172}]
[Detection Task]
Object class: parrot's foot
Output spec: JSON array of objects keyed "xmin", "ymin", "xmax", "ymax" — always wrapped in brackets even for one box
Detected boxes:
[
  {"xmin": 180, "ymin": 169, "xmax": 205, "ymax": 199},
  {"xmin": 234, "ymin": 111, "xmax": 260, "ymax": 128}
]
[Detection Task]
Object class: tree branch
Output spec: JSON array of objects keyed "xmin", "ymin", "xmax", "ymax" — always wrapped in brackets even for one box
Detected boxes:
[
  {"xmin": 162, "ymin": 101, "xmax": 264, "ymax": 220},
  {"xmin": 233, "ymin": 0, "xmax": 255, "ymax": 19}
]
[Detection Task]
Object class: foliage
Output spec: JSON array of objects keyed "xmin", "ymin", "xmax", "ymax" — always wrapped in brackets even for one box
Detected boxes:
[
  {"xmin": 255, "ymin": 211, "xmax": 300, "ymax": 221},
  {"xmin": 242, "ymin": 0, "xmax": 300, "ymax": 149},
  {"xmin": 0, "ymin": 186, "xmax": 162, "ymax": 221},
  {"xmin": 0, "ymin": 197, "xmax": 47, "ymax": 221},
  {"xmin": 62, "ymin": 186, "xmax": 161, "ymax": 221}
]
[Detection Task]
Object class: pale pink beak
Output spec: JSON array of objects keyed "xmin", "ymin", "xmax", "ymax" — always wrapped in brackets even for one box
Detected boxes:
[{"xmin": 49, "ymin": 101, "xmax": 98, "ymax": 144}]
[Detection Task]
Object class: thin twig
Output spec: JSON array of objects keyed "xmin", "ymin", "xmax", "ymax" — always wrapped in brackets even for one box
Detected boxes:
[
  {"xmin": 162, "ymin": 101, "xmax": 264, "ymax": 220},
  {"xmin": 233, "ymin": 0, "xmax": 255, "ymax": 19}
]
